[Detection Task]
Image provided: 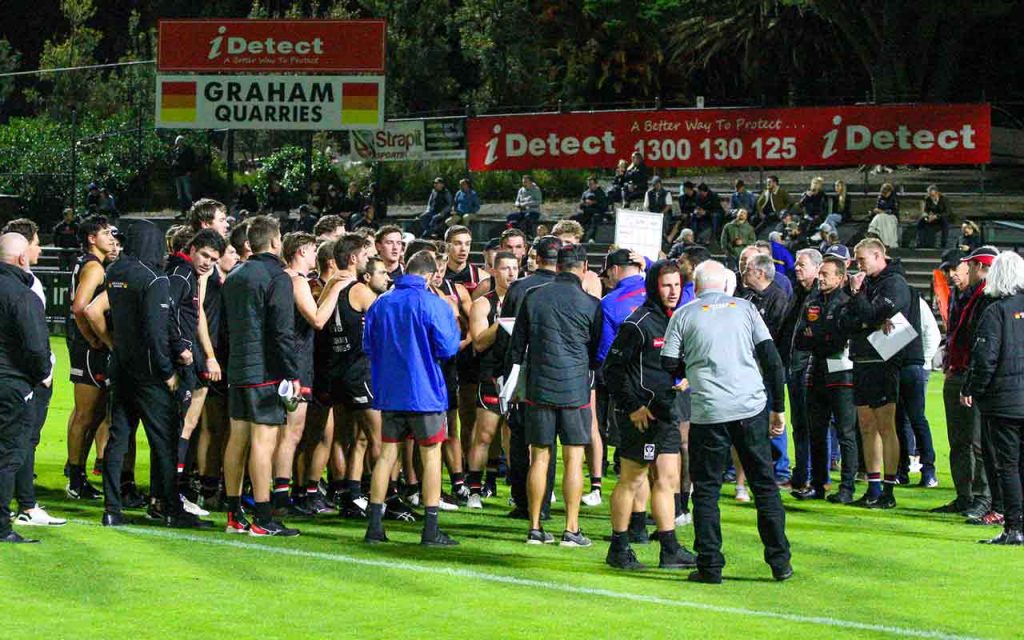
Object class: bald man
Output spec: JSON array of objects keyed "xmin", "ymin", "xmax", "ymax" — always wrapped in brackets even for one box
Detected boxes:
[{"xmin": 0, "ymin": 233, "xmax": 53, "ymax": 543}]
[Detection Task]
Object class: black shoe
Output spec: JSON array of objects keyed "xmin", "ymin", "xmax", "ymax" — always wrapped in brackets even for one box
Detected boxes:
[
  {"xmin": 930, "ymin": 499, "xmax": 967, "ymax": 514},
  {"xmin": 250, "ymin": 519, "xmax": 300, "ymax": 537},
  {"xmin": 896, "ymin": 474, "xmax": 910, "ymax": 486},
  {"xmin": 166, "ymin": 513, "xmax": 214, "ymax": 529},
  {"xmin": 506, "ymin": 506, "xmax": 530, "ymax": 520},
  {"xmin": 962, "ymin": 500, "xmax": 990, "ymax": 520},
  {"xmin": 339, "ymin": 494, "xmax": 368, "ymax": 519},
  {"xmin": 0, "ymin": 530, "xmax": 39, "ymax": 543},
  {"xmin": 67, "ymin": 479, "xmax": 102, "ymax": 500},
  {"xmin": 659, "ymin": 545, "xmax": 698, "ymax": 569},
  {"xmin": 307, "ymin": 493, "xmax": 338, "ymax": 516},
  {"xmin": 364, "ymin": 528, "xmax": 390, "ymax": 544},
  {"xmin": 384, "ymin": 495, "xmax": 416, "ymax": 522},
  {"xmin": 851, "ymin": 492, "xmax": 881, "ymax": 508},
  {"xmin": 792, "ymin": 487, "xmax": 825, "ymax": 501},
  {"xmin": 288, "ymin": 496, "xmax": 315, "ymax": 517},
  {"xmin": 628, "ymin": 527, "xmax": 650, "ymax": 545},
  {"xmin": 120, "ymin": 485, "xmax": 148, "ymax": 510},
  {"xmin": 826, "ymin": 489, "xmax": 854, "ymax": 504},
  {"xmin": 145, "ymin": 502, "xmax": 167, "ymax": 521},
  {"xmin": 607, "ymin": 547, "xmax": 646, "ymax": 570},
  {"xmin": 102, "ymin": 511, "xmax": 127, "ymax": 527},
  {"xmin": 865, "ymin": 493, "xmax": 897, "ymax": 509},
  {"xmin": 421, "ymin": 529, "xmax": 459, "ymax": 547},
  {"xmin": 772, "ymin": 563, "xmax": 794, "ymax": 581},
  {"xmin": 687, "ymin": 569, "xmax": 723, "ymax": 584},
  {"xmin": 979, "ymin": 528, "xmax": 1024, "ymax": 545}
]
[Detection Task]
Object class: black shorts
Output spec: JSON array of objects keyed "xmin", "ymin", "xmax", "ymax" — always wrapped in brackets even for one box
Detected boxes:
[
  {"xmin": 228, "ymin": 384, "xmax": 287, "ymax": 426},
  {"xmin": 381, "ymin": 411, "xmax": 448, "ymax": 446},
  {"xmin": 616, "ymin": 410, "xmax": 683, "ymax": 464},
  {"xmin": 68, "ymin": 342, "xmax": 109, "ymax": 388},
  {"xmin": 329, "ymin": 371, "xmax": 374, "ymax": 411},
  {"xmin": 525, "ymin": 404, "xmax": 592, "ymax": 447},
  {"xmin": 674, "ymin": 389, "xmax": 691, "ymax": 423},
  {"xmin": 853, "ymin": 361, "xmax": 900, "ymax": 408},
  {"xmin": 476, "ymin": 379, "xmax": 501, "ymax": 413}
]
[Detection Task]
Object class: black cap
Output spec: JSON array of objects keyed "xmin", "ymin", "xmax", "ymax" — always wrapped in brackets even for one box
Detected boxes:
[
  {"xmin": 600, "ymin": 248, "xmax": 642, "ymax": 276},
  {"xmin": 484, "ymin": 237, "xmax": 501, "ymax": 251},
  {"xmin": 557, "ymin": 243, "xmax": 588, "ymax": 267},
  {"xmin": 938, "ymin": 248, "xmax": 963, "ymax": 271},
  {"xmin": 534, "ymin": 235, "xmax": 563, "ymax": 261}
]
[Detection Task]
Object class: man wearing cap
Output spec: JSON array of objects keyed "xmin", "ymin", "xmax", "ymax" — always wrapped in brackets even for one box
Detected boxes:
[
  {"xmin": 841, "ymin": 238, "xmax": 914, "ymax": 508},
  {"xmin": 953, "ymin": 246, "xmax": 1003, "ymax": 524},
  {"xmin": 507, "ymin": 243, "xmax": 601, "ymax": 547},
  {"xmin": 574, "ymin": 176, "xmax": 610, "ymax": 243},
  {"xmin": 720, "ymin": 209, "xmax": 757, "ymax": 266},
  {"xmin": 500, "ymin": 235, "xmax": 563, "ymax": 520},
  {"xmin": 418, "ymin": 178, "xmax": 453, "ymax": 239},
  {"xmin": 661, "ymin": 260, "xmax": 791, "ymax": 584},
  {"xmin": 172, "ymin": 135, "xmax": 196, "ymax": 215}
]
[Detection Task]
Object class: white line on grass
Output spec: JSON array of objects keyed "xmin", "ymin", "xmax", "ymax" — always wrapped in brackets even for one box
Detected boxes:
[{"xmin": 83, "ymin": 523, "xmax": 982, "ymax": 640}]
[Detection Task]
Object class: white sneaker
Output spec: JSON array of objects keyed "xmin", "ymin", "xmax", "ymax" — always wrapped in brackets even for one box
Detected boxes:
[
  {"xmin": 674, "ymin": 511, "xmax": 692, "ymax": 527},
  {"xmin": 15, "ymin": 505, "xmax": 67, "ymax": 527},
  {"xmin": 408, "ymin": 491, "xmax": 421, "ymax": 507},
  {"xmin": 181, "ymin": 495, "xmax": 210, "ymax": 517},
  {"xmin": 352, "ymin": 496, "xmax": 369, "ymax": 512},
  {"xmin": 466, "ymin": 494, "xmax": 484, "ymax": 510},
  {"xmin": 735, "ymin": 486, "xmax": 751, "ymax": 503},
  {"xmin": 581, "ymin": 489, "xmax": 603, "ymax": 507},
  {"xmin": 439, "ymin": 496, "xmax": 459, "ymax": 512}
]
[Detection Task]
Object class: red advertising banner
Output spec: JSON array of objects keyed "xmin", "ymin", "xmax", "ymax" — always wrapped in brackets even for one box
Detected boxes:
[
  {"xmin": 158, "ymin": 19, "xmax": 386, "ymax": 73},
  {"xmin": 467, "ymin": 104, "xmax": 990, "ymax": 171}
]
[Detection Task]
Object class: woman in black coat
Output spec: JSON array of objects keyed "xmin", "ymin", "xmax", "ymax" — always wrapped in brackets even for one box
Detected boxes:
[{"xmin": 963, "ymin": 250, "xmax": 1024, "ymax": 545}]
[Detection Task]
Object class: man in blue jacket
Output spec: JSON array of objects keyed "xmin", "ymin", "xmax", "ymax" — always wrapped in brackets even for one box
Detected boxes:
[{"xmin": 363, "ymin": 250, "xmax": 461, "ymax": 546}]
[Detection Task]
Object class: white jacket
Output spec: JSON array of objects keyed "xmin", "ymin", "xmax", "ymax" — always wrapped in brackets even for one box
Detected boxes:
[
  {"xmin": 868, "ymin": 212, "xmax": 899, "ymax": 248},
  {"xmin": 919, "ymin": 297, "xmax": 940, "ymax": 370}
]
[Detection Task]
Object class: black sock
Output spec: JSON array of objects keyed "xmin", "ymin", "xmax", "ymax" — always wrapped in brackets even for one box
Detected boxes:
[
  {"xmin": 674, "ymin": 492, "xmax": 683, "ymax": 517},
  {"xmin": 406, "ymin": 482, "xmax": 421, "ymax": 497},
  {"xmin": 387, "ymin": 480, "xmax": 399, "ymax": 499},
  {"xmin": 610, "ymin": 530, "xmax": 630, "ymax": 551},
  {"xmin": 69, "ymin": 464, "xmax": 85, "ymax": 488},
  {"xmin": 681, "ymin": 491, "xmax": 690, "ymax": 513},
  {"xmin": 255, "ymin": 501, "xmax": 272, "ymax": 523},
  {"xmin": 306, "ymin": 480, "xmax": 319, "ymax": 493},
  {"xmin": 347, "ymin": 479, "xmax": 363, "ymax": 500},
  {"xmin": 590, "ymin": 476, "xmax": 602, "ymax": 493},
  {"xmin": 467, "ymin": 471, "xmax": 484, "ymax": 495},
  {"xmin": 629, "ymin": 511, "xmax": 646, "ymax": 533},
  {"xmin": 423, "ymin": 506, "xmax": 439, "ymax": 539},
  {"xmin": 272, "ymin": 477, "xmax": 291, "ymax": 508},
  {"xmin": 368, "ymin": 502, "xmax": 384, "ymax": 531},
  {"xmin": 226, "ymin": 496, "xmax": 240, "ymax": 515},
  {"xmin": 176, "ymin": 437, "xmax": 189, "ymax": 473},
  {"xmin": 658, "ymin": 529, "xmax": 681, "ymax": 552},
  {"xmin": 451, "ymin": 472, "xmax": 465, "ymax": 493},
  {"xmin": 199, "ymin": 475, "xmax": 219, "ymax": 497}
]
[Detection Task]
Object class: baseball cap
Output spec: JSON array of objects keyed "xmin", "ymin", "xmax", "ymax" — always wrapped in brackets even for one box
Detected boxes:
[
  {"xmin": 961, "ymin": 246, "xmax": 998, "ymax": 266},
  {"xmin": 600, "ymin": 248, "xmax": 642, "ymax": 276},
  {"xmin": 651, "ymin": 175, "xmax": 662, "ymax": 184},
  {"xmin": 818, "ymin": 222, "xmax": 834, "ymax": 233},
  {"xmin": 484, "ymin": 237, "xmax": 501, "ymax": 251},
  {"xmin": 87, "ymin": 182, "xmax": 98, "ymax": 190},
  {"xmin": 401, "ymin": 231, "xmax": 416, "ymax": 245},
  {"xmin": 938, "ymin": 248, "xmax": 963, "ymax": 271},
  {"xmin": 109, "ymin": 226, "xmax": 126, "ymax": 243},
  {"xmin": 534, "ymin": 235, "xmax": 563, "ymax": 261},
  {"xmin": 557, "ymin": 243, "xmax": 588, "ymax": 267},
  {"xmin": 433, "ymin": 176, "xmax": 445, "ymax": 184},
  {"xmin": 823, "ymin": 244, "xmax": 851, "ymax": 261}
]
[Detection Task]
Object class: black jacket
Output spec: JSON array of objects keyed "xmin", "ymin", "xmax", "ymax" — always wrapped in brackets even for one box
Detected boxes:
[
  {"xmin": 222, "ymin": 252, "xmax": 300, "ymax": 385},
  {"xmin": 602, "ymin": 262, "xmax": 678, "ymax": 421},
  {"xmin": 106, "ymin": 220, "xmax": 175, "ymax": 383},
  {"xmin": 506, "ymin": 272, "xmax": 600, "ymax": 407},
  {"xmin": 742, "ymin": 280, "xmax": 790, "ymax": 343},
  {"xmin": 841, "ymin": 260, "xmax": 913, "ymax": 363},
  {"xmin": 166, "ymin": 252, "xmax": 198, "ymax": 359},
  {"xmin": 964, "ymin": 293, "xmax": 1024, "ymax": 418},
  {"xmin": 793, "ymin": 285, "xmax": 852, "ymax": 384},
  {"xmin": 779, "ymin": 280, "xmax": 817, "ymax": 370},
  {"xmin": 0, "ymin": 263, "xmax": 50, "ymax": 392}
]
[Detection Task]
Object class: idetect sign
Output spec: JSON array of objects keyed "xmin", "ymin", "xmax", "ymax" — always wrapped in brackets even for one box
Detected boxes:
[
  {"xmin": 467, "ymin": 104, "xmax": 991, "ymax": 170},
  {"xmin": 158, "ymin": 19, "xmax": 386, "ymax": 73},
  {"xmin": 156, "ymin": 75, "xmax": 385, "ymax": 130}
]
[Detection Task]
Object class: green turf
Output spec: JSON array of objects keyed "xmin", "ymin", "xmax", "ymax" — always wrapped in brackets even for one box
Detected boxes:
[{"xmin": 2, "ymin": 338, "xmax": 1019, "ymax": 639}]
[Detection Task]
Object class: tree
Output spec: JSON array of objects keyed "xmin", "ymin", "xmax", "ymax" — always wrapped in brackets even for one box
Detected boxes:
[
  {"xmin": 25, "ymin": 0, "xmax": 105, "ymax": 120},
  {"xmin": 0, "ymin": 39, "xmax": 21, "ymax": 121}
]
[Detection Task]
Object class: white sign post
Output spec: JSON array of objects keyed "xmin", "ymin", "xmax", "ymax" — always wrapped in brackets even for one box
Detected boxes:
[{"xmin": 613, "ymin": 208, "xmax": 663, "ymax": 261}]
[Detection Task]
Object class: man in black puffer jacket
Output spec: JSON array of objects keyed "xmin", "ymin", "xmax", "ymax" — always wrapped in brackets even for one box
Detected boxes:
[
  {"xmin": 962, "ymin": 251, "xmax": 1024, "ymax": 545},
  {"xmin": 506, "ymin": 243, "xmax": 600, "ymax": 547},
  {"xmin": 841, "ymin": 238, "xmax": 913, "ymax": 510},
  {"xmin": 222, "ymin": 215, "xmax": 301, "ymax": 537},
  {"xmin": 102, "ymin": 219, "xmax": 209, "ymax": 529},
  {"xmin": 602, "ymin": 260, "xmax": 697, "ymax": 571}
]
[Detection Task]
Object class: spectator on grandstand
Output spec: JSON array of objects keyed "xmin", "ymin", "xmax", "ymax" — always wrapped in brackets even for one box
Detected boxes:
[
  {"xmin": 507, "ymin": 175, "xmax": 543, "ymax": 236},
  {"xmin": 171, "ymin": 136, "xmax": 196, "ymax": 215},
  {"xmin": 295, "ymin": 205, "xmax": 319, "ymax": 234},
  {"xmin": 963, "ymin": 250, "xmax": 1024, "ymax": 545},
  {"xmin": 53, "ymin": 208, "xmax": 80, "ymax": 270},
  {"xmin": 829, "ymin": 179, "xmax": 852, "ymax": 225},
  {"xmin": 867, "ymin": 183, "xmax": 900, "ymax": 248},
  {"xmin": 364, "ymin": 182, "xmax": 388, "ymax": 221},
  {"xmin": 694, "ymin": 183, "xmax": 725, "ymax": 246},
  {"xmin": 418, "ymin": 177, "xmax": 453, "ymax": 239},
  {"xmin": 85, "ymin": 183, "xmax": 101, "ymax": 212},
  {"xmin": 607, "ymin": 159, "xmax": 628, "ymax": 206},
  {"xmin": 450, "ymin": 178, "xmax": 481, "ymax": 228},
  {"xmin": 756, "ymin": 176, "xmax": 791, "ymax": 225},
  {"xmin": 622, "ymin": 151, "xmax": 649, "ymax": 205},
  {"xmin": 306, "ymin": 180, "xmax": 324, "ymax": 214},
  {"xmin": 232, "ymin": 184, "xmax": 259, "ymax": 217},
  {"xmin": 667, "ymin": 182, "xmax": 697, "ymax": 246},
  {"xmin": 264, "ymin": 177, "xmax": 290, "ymax": 219},
  {"xmin": 730, "ymin": 179, "xmax": 757, "ymax": 220},
  {"xmin": 573, "ymin": 176, "xmax": 610, "ymax": 243},
  {"xmin": 798, "ymin": 177, "xmax": 827, "ymax": 226},
  {"xmin": 97, "ymin": 188, "xmax": 118, "ymax": 219},
  {"xmin": 957, "ymin": 221, "xmax": 982, "ymax": 254},
  {"xmin": 644, "ymin": 176, "xmax": 674, "ymax": 241},
  {"xmin": 768, "ymin": 231, "xmax": 795, "ymax": 279},
  {"xmin": 720, "ymin": 209, "xmax": 756, "ymax": 264},
  {"xmin": 338, "ymin": 181, "xmax": 366, "ymax": 224},
  {"xmin": 323, "ymin": 184, "xmax": 342, "ymax": 215},
  {"xmin": 916, "ymin": 184, "xmax": 951, "ymax": 249}
]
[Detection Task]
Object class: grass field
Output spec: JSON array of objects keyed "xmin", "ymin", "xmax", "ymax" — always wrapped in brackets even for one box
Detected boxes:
[{"xmin": 2, "ymin": 338, "xmax": 1020, "ymax": 639}]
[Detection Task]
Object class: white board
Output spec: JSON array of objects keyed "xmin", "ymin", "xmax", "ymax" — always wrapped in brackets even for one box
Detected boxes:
[{"xmin": 613, "ymin": 208, "xmax": 663, "ymax": 261}]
